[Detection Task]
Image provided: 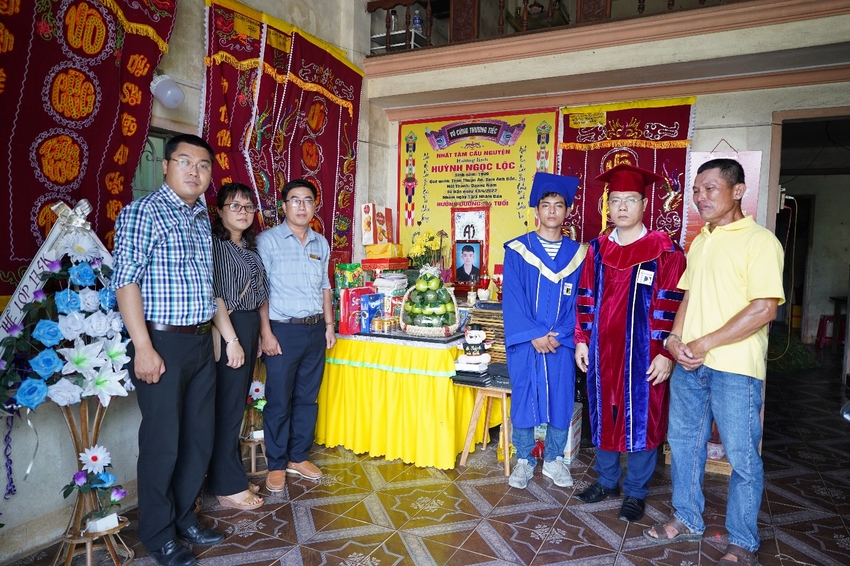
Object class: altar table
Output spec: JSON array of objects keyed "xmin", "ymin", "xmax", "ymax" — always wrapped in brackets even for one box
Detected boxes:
[{"xmin": 315, "ymin": 334, "xmax": 504, "ymax": 469}]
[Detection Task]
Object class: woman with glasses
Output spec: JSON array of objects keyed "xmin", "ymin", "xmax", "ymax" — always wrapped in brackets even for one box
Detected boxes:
[{"xmin": 207, "ymin": 183, "xmax": 270, "ymax": 510}]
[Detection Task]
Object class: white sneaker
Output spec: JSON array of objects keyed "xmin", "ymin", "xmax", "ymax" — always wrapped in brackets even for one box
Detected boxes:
[
  {"xmin": 509, "ymin": 458, "xmax": 534, "ymax": 489},
  {"xmin": 542, "ymin": 456, "xmax": 573, "ymax": 488}
]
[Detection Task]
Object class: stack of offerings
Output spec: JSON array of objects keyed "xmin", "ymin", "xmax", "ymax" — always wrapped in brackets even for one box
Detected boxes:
[
  {"xmin": 452, "ymin": 368, "xmax": 491, "ymax": 388},
  {"xmin": 486, "ymin": 362, "xmax": 511, "ymax": 390}
]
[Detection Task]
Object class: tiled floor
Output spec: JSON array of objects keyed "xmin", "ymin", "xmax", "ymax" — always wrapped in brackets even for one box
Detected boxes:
[{"xmin": 11, "ymin": 352, "xmax": 850, "ymax": 566}]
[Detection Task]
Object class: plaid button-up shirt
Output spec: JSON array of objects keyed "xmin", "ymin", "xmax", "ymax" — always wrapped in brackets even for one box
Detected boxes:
[{"xmin": 111, "ymin": 184, "xmax": 216, "ymax": 325}]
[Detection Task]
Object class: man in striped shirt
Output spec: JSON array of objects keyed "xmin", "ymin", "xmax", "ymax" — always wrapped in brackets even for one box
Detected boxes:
[{"xmin": 113, "ymin": 134, "xmax": 223, "ymax": 566}]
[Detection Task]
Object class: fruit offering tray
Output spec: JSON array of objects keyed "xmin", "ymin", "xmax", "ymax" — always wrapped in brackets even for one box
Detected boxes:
[
  {"xmin": 400, "ymin": 271, "xmax": 460, "ymax": 338},
  {"xmin": 341, "ymin": 330, "xmax": 465, "ymax": 348}
]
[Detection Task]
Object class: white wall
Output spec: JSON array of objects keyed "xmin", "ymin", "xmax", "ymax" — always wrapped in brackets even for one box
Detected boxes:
[{"xmin": 784, "ymin": 175, "xmax": 850, "ymax": 342}]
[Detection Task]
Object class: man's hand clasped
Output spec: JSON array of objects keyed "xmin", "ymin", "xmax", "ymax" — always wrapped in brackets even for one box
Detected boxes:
[{"xmin": 531, "ymin": 331, "xmax": 560, "ymax": 354}]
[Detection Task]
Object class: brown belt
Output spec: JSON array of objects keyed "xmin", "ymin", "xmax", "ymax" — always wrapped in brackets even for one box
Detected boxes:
[
  {"xmin": 271, "ymin": 314, "xmax": 322, "ymax": 325},
  {"xmin": 146, "ymin": 321, "xmax": 212, "ymax": 335}
]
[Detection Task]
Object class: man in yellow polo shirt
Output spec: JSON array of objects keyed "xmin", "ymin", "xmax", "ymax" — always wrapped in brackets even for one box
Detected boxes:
[{"xmin": 643, "ymin": 159, "xmax": 784, "ymax": 566}]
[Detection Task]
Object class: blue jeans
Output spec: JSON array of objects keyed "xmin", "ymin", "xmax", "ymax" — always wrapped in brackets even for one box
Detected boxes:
[
  {"xmin": 668, "ymin": 364, "xmax": 764, "ymax": 553},
  {"xmin": 513, "ymin": 425, "xmax": 567, "ymax": 465}
]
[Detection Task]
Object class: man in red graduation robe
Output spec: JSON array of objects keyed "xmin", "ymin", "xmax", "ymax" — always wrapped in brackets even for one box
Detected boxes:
[{"xmin": 574, "ymin": 164, "xmax": 686, "ymax": 522}]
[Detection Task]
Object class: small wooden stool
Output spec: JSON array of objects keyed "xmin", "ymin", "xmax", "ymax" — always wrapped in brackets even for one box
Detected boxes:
[
  {"xmin": 459, "ymin": 386, "xmax": 512, "ymax": 476},
  {"xmin": 240, "ymin": 436, "xmax": 268, "ymax": 477}
]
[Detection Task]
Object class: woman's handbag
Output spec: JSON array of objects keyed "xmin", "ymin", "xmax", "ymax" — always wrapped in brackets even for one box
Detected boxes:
[{"xmin": 213, "ymin": 282, "xmax": 250, "ymax": 362}]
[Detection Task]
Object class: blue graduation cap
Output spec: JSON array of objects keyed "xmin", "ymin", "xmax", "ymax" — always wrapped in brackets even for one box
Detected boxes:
[{"xmin": 529, "ymin": 172, "xmax": 580, "ymax": 207}]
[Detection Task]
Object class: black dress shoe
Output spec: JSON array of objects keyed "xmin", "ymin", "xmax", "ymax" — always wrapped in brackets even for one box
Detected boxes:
[
  {"xmin": 177, "ymin": 524, "xmax": 225, "ymax": 546},
  {"xmin": 619, "ymin": 496, "xmax": 646, "ymax": 522},
  {"xmin": 575, "ymin": 482, "xmax": 620, "ymax": 503},
  {"xmin": 149, "ymin": 540, "xmax": 196, "ymax": 566}
]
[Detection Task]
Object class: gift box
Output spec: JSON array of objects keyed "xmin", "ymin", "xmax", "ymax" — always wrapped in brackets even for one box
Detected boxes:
[
  {"xmin": 338, "ymin": 285, "xmax": 374, "ymax": 335},
  {"xmin": 361, "ymin": 203, "xmax": 395, "ymax": 245},
  {"xmin": 564, "ymin": 402, "xmax": 582, "ymax": 464},
  {"xmin": 359, "ymin": 293, "xmax": 385, "ymax": 334},
  {"xmin": 365, "ymin": 243, "xmax": 405, "ymax": 259},
  {"xmin": 361, "ymin": 257, "xmax": 409, "ymax": 272}
]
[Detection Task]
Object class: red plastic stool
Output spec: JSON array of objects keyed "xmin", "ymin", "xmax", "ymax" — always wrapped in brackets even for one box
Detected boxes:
[{"xmin": 816, "ymin": 315, "xmax": 846, "ymax": 349}]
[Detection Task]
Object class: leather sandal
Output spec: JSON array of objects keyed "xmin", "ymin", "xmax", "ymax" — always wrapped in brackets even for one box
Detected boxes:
[
  {"xmin": 717, "ymin": 544, "xmax": 759, "ymax": 566},
  {"xmin": 642, "ymin": 516, "xmax": 703, "ymax": 545},
  {"xmin": 216, "ymin": 490, "xmax": 263, "ymax": 511}
]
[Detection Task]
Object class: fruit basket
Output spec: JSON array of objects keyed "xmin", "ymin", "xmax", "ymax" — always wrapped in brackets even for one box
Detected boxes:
[{"xmin": 399, "ymin": 268, "xmax": 459, "ymax": 337}]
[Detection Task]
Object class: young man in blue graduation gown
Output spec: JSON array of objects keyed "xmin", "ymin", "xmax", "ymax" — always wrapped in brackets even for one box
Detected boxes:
[{"xmin": 503, "ymin": 172, "xmax": 586, "ymax": 489}]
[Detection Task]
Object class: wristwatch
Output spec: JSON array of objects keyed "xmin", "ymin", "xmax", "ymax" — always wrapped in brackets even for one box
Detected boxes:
[{"xmin": 664, "ymin": 333, "xmax": 681, "ymax": 350}]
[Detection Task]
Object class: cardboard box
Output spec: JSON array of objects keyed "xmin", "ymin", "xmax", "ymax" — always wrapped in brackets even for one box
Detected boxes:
[
  {"xmin": 365, "ymin": 243, "xmax": 405, "ymax": 259},
  {"xmin": 564, "ymin": 402, "xmax": 582, "ymax": 464},
  {"xmin": 359, "ymin": 293, "xmax": 385, "ymax": 334},
  {"xmin": 361, "ymin": 204, "xmax": 395, "ymax": 245},
  {"xmin": 361, "ymin": 258, "xmax": 409, "ymax": 272},
  {"xmin": 338, "ymin": 285, "xmax": 375, "ymax": 335}
]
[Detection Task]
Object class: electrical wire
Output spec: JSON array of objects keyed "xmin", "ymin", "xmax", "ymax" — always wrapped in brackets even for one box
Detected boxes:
[{"xmin": 768, "ymin": 196, "xmax": 797, "ymax": 361}]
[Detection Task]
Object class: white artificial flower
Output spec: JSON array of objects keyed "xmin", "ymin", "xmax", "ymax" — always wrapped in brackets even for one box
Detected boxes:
[
  {"xmin": 79, "ymin": 444, "xmax": 111, "ymax": 475},
  {"xmin": 58, "ymin": 338, "xmax": 106, "ymax": 375},
  {"xmin": 105, "ymin": 311, "xmax": 124, "ymax": 339},
  {"xmin": 99, "ymin": 336, "xmax": 131, "ymax": 372},
  {"xmin": 58, "ymin": 311, "xmax": 86, "ymax": 341},
  {"xmin": 58, "ymin": 233, "xmax": 100, "ymax": 263},
  {"xmin": 248, "ymin": 381, "xmax": 265, "ymax": 400},
  {"xmin": 78, "ymin": 288, "xmax": 101, "ymax": 312},
  {"xmin": 47, "ymin": 377, "xmax": 84, "ymax": 406},
  {"xmin": 81, "ymin": 366, "xmax": 128, "ymax": 407},
  {"xmin": 84, "ymin": 311, "xmax": 110, "ymax": 338},
  {"xmin": 122, "ymin": 376, "xmax": 135, "ymax": 392}
]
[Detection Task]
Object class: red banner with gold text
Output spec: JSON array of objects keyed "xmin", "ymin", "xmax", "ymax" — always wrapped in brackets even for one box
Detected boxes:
[
  {"xmin": 0, "ymin": 0, "xmax": 177, "ymax": 295},
  {"xmin": 558, "ymin": 98, "xmax": 695, "ymax": 244}
]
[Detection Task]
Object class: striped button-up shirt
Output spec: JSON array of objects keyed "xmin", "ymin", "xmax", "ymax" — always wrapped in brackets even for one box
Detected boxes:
[
  {"xmin": 212, "ymin": 237, "xmax": 270, "ymax": 311},
  {"xmin": 111, "ymin": 184, "xmax": 216, "ymax": 325},
  {"xmin": 257, "ymin": 221, "xmax": 330, "ymax": 320}
]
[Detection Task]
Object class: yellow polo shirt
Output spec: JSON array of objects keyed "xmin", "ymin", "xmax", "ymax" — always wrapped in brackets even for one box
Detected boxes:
[{"xmin": 678, "ymin": 216, "xmax": 784, "ymax": 380}]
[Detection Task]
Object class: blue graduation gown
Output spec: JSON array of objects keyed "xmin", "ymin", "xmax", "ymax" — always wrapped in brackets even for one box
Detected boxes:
[{"xmin": 503, "ymin": 232, "xmax": 587, "ymax": 430}]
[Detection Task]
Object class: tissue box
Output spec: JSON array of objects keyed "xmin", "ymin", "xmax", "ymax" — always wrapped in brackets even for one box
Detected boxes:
[
  {"xmin": 361, "ymin": 203, "xmax": 395, "ymax": 245},
  {"xmin": 359, "ymin": 293, "xmax": 385, "ymax": 334},
  {"xmin": 361, "ymin": 257, "xmax": 409, "ymax": 272},
  {"xmin": 564, "ymin": 402, "xmax": 582, "ymax": 464},
  {"xmin": 365, "ymin": 243, "xmax": 405, "ymax": 258},
  {"xmin": 338, "ymin": 285, "xmax": 374, "ymax": 335}
]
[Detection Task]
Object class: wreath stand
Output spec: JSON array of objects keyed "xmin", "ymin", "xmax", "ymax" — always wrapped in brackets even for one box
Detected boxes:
[
  {"xmin": 51, "ymin": 398, "xmax": 133, "ymax": 566},
  {"xmin": 240, "ymin": 407, "xmax": 268, "ymax": 477}
]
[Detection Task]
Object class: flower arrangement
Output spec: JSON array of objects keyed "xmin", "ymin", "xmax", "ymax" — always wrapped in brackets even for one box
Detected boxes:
[
  {"xmin": 62, "ymin": 444, "xmax": 127, "ymax": 524},
  {"xmin": 243, "ymin": 379, "xmax": 265, "ymax": 438},
  {"xmin": 0, "ymin": 232, "xmax": 132, "ymax": 413},
  {"xmin": 408, "ymin": 230, "xmax": 448, "ymax": 269}
]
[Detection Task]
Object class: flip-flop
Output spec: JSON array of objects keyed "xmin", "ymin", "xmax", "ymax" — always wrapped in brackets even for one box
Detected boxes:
[
  {"xmin": 248, "ymin": 483, "xmax": 260, "ymax": 494},
  {"xmin": 216, "ymin": 490, "xmax": 263, "ymax": 511},
  {"xmin": 642, "ymin": 516, "xmax": 703, "ymax": 545}
]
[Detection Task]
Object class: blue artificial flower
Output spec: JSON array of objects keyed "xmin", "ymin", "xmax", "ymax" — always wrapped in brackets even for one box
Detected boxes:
[
  {"xmin": 14, "ymin": 378, "xmax": 48, "ymax": 410},
  {"xmin": 32, "ymin": 319, "xmax": 63, "ymax": 347},
  {"xmin": 68, "ymin": 263, "xmax": 97, "ymax": 287},
  {"xmin": 92, "ymin": 472, "xmax": 116, "ymax": 488},
  {"xmin": 29, "ymin": 348, "xmax": 64, "ymax": 379},
  {"xmin": 99, "ymin": 288, "xmax": 117, "ymax": 311},
  {"xmin": 55, "ymin": 289, "xmax": 80, "ymax": 314}
]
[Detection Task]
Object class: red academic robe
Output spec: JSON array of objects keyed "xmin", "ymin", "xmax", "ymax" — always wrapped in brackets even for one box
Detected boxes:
[{"xmin": 575, "ymin": 230, "xmax": 686, "ymax": 452}]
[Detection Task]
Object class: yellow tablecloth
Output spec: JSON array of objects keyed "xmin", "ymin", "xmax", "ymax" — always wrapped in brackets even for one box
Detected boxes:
[{"xmin": 316, "ymin": 335, "xmax": 502, "ymax": 469}]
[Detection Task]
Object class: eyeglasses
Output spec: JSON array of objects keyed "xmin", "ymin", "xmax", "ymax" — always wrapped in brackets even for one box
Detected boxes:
[
  {"xmin": 225, "ymin": 202, "xmax": 257, "ymax": 214},
  {"xmin": 286, "ymin": 197, "xmax": 315, "ymax": 208},
  {"xmin": 169, "ymin": 158, "xmax": 212, "ymax": 173},
  {"xmin": 609, "ymin": 197, "xmax": 643, "ymax": 207}
]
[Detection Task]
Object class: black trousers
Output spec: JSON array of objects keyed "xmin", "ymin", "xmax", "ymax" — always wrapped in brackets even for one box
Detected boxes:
[
  {"xmin": 130, "ymin": 330, "xmax": 215, "ymax": 552},
  {"xmin": 261, "ymin": 321, "xmax": 327, "ymax": 469},
  {"xmin": 207, "ymin": 310, "xmax": 260, "ymax": 496}
]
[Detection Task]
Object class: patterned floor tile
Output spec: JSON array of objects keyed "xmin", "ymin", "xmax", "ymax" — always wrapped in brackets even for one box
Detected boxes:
[
  {"xmin": 365, "ymin": 531, "xmax": 460, "ymax": 566},
  {"xmin": 400, "ymin": 507, "xmax": 482, "ymax": 548},
  {"xmin": 301, "ymin": 514, "xmax": 393, "ymax": 561},
  {"xmin": 457, "ymin": 519, "xmax": 547, "ymax": 565}
]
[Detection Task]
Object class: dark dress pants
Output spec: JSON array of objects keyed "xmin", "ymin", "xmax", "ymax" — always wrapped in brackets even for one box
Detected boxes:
[
  {"xmin": 594, "ymin": 446, "xmax": 659, "ymax": 499},
  {"xmin": 130, "ymin": 330, "xmax": 216, "ymax": 552},
  {"xmin": 208, "ymin": 310, "xmax": 260, "ymax": 496},
  {"xmin": 261, "ymin": 321, "xmax": 327, "ymax": 469}
]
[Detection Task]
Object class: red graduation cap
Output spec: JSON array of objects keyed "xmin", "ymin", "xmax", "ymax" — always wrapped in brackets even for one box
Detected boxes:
[{"xmin": 595, "ymin": 164, "xmax": 664, "ymax": 196}]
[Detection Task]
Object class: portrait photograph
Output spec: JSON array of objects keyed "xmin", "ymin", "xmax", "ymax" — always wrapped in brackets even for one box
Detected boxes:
[{"xmin": 454, "ymin": 239, "xmax": 483, "ymax": 282}]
